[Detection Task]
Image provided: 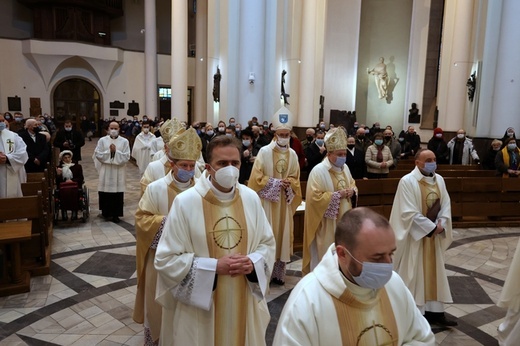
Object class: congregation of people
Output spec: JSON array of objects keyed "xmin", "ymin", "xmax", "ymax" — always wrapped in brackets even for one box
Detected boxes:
[{"xmin": 3, "ymin": 108, "xmax": 520, "ymax": 346}]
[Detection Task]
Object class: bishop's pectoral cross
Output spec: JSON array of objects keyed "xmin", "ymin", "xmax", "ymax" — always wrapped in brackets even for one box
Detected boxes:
[{"xmin": 6, "ymin": 139, "xmax": 14, "ymax": 153}]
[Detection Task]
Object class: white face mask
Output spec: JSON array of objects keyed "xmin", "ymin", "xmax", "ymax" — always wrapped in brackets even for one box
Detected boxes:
[
  {"xmin": 277, "ymin": 137, "xmax": 290, "ymax": 147},
  {"xmin": 143, "ymin": 128, "xmax": 150, "ymax": 134},
  {"xmin": 65, "ymin": 127, "xmax": 72, "ymax": 132},
  {"xmin": 457, "ymin": 133, "xmax": 465, "ymax": 139},
  {"xmin": 211, "ymin": 165, "xmax": 239, "ymax": 189},
  {"xmin": 343, "ymin": 247, "xmax": 393, "ymax": 290},
  {"xmin": 109, "ymin": 129, "xmax": 119, "ymax": 137}
]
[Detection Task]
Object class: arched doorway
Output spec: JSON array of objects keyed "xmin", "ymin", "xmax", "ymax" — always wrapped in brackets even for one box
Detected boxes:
[{"xmin": 53, "ymin": 78, "xmax": 101, "ymax": 134}]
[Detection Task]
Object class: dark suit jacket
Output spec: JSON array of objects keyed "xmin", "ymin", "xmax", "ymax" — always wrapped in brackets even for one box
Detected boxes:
[
  {"xmin": 53, "ymin": 129, "xmax": 85, "ymax": 161},
  {"xmin": 305, "ymin": 142, "xmax": 327, "ymax": 173},
  {"xmin": 347, "ymin": 148, "xmax": 367, "ymax": 179},
  {"xmin": 19, "ymin": 130, "xmax": 51, "ymax": 173}
]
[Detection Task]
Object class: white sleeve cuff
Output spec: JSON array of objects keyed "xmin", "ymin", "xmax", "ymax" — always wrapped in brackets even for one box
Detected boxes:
[
  {"xmin": 247, "ymin": 253, "xmax": 268, "ymax": 300},
  {"xmin": 170, "ymin": 257, "xmax": 217, "ymax": 311}
]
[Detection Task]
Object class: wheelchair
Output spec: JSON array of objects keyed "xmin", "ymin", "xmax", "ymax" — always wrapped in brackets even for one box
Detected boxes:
[{"xmin": 53, "ymin": 181, "xmax": 90, "ymax": 223}]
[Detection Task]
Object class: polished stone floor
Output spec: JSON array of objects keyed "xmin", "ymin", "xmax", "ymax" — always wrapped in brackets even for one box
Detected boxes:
[{"xmin": 0, "ymin": 138, "xmax": 514, "ymax": 345}]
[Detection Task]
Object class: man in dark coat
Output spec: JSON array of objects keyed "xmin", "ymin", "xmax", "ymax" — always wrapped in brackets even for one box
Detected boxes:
[
  {"xmin": 19, "ymin": 118, "xmax": 51, "ymax": 173},
  {"xmin": 53, "ymin": 119, "xmax": 85, "ymax": 162}
]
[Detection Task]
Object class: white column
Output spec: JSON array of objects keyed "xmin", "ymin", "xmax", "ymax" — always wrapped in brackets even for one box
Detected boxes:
[
  {"xmin": 297, "ymin": 0, "xmax": 327, "ymax": 127},
  {"xmin": 144, "ymin": 0, "xmax": 158, "ymax": 119},
  {"xmin": 194, "ymin": 0, "xmax": 207, "ymax": 123},
  {"xmin": 282, "ymin": 1, "xmax": 303, "ymax": 120},
  {"xmin": 237, "ymin": 1, "xmax": 266, "ymax": 121},
  {"xmin": 488, "ymin": 0, "xmax": 520, "ymax": 136},
  {"xmin": 171, "ymin": 0, "xmax": 188, "ymax": 121},
  {"xmin": 437, "ymin": 0, "xmax": 474, "ymax": 131}
]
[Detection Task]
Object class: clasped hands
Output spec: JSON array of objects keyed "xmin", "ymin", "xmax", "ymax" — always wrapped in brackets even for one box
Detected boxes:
[
  {"xmin": 109, "ymin": 144, "xmax": 116, "ymax": 153},
  {"xmin": 340, "ymin": 188, "xmax": 355, "ymax": 199},
  {"xmin": 0, "ymin": 152, "xmax": 6, "ymax": 164},
  {"xmin": 280, "ymin": 178, "xmax": 291, "ymax": 189},
  {"xmin": 217, "ymin": 254, "xmax": 253, "ymax": 277}
]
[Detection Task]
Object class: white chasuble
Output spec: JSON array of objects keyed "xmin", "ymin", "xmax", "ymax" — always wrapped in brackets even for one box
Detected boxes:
[
  {"xmin": 389, "ymin": 167, "xmax": 453, "ymax": 307},
  {"xmin": 303, "ymin": 159, "xmax": 356, "ymax": 274},
  {"xmin": 248, "ymin": 142, "xmax": 302, "ymax": 262},
  {"xmin": 273, "ymin": 244, "xmax": 435, "ymax": 345},
  {"xmin": 154, "ymin": 172, "xmax": 275, "ymax": 346}
]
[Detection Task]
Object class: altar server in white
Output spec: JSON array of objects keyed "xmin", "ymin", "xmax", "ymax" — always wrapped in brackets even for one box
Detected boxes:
[
  {"xmin": 94, "ymin": 121, "xmax": 130, "ymax": 223},
  {"xmin": 132, "ymin": 121, "xmax": 156, "ymax": 175}
]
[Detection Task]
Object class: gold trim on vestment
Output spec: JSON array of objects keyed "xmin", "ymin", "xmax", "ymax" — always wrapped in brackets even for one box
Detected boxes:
[
  {"xmin": 202, "ymin": 189, "xmax": 248, "ymax": 346},
  {"xmin": 419, "ymin": 179, "xmax": 440, "ymax": 301},
  {"xmin": 332, "ymin": 287, "xmax": 399, "ymax": 346}
]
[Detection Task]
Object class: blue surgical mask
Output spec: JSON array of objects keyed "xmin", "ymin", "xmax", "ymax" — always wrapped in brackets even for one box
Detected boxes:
[
  {"xmin": 343, "ymin": 247, "xmax": 393, "ymax": 290},
  {"xmin": 0, "ymin": 122, "xmax": 6, "ymax": 131},
  {"xmin": 423, "ymin": 162, "xmax": 437, "ymax": 174},
  {"xmin": 242, "ymin": 140, "xmax": 251, "ymax": 147},
  {"xmin": 334, "ymin": 156, "xmax": 346, "ymax": 167},
  {"xmin": 508, "ymin": 143, "xmax": 517, "ymax": 151},
  {"xmin": 316, "ymin": 139, "xmax": 324, "ymax": 146},
  {"xmin": 176, "ymin": 168, "xmax": 195, "ymax": 182},
  {"xmin": 374, "ymin": 139, "xmax": 383, "ymax": 146}
]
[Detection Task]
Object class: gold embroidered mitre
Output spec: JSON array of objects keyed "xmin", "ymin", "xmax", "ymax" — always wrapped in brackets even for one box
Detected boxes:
[
  {"xmin": 168, "ymin": 127, "xmax": 202, "ymax": 161},
  {"xmin": 160, "ymin": 118, "xmax": 182, "ymax": 143},
  {"xmin": 325, "ymin": 128, "xmax": 348, "ymax": 151},
  {"xmin": 271, "ymin": 106, "xmax": 293, "ymax": 131}
]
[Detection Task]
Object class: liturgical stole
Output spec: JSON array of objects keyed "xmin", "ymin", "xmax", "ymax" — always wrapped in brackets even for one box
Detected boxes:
[
  {"xmin": 419, "ymin": 178, "xmax": 441, "ymax": 301},
  {"xmin": 202, "ymin": 189, "xmax": 248, "ymax": 346},
  {"xmin": 332, "ymin": 287, "xmax": 399, "ymax": 345}
]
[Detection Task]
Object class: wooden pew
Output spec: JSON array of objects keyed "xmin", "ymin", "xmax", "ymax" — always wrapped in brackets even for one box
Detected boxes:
[
  {"xmin": 20, "ymin": 182, "xmax": 52, "ymax": 276},
  {"xmin": 0, "ymin": 193, "xmax": 45, "ymax": 296}
]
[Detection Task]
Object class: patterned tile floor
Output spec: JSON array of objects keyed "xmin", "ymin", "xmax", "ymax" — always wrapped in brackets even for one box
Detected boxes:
[{"xmin": 0, "ymin": 138, "xmax": 514, "ymax": 345}]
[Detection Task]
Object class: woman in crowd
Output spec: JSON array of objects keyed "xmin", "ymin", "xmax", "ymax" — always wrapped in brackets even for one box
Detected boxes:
[
  {"xmin": 495, "ymin": 137, "xmax": 520, "ymax": 177},
  {"xmin": 365, "ymin": 132, "xmax": 393, "ymax": 179}
]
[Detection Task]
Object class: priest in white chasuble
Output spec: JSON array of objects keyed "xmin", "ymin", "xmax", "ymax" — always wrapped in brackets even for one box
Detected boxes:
[
  {"xmin": 274, "ymin": 208, "xmax": 434, "ymax": 346},
  {"xmin": 94, "ymin": 121, "xmax": 130, "ymax": 223},
  {"xmin": 131, "ymin": 121, "xmax": 156, "ymax": 175},
  {"xmin": 303, "ymin": 127, "xmax": 357, "ymax": 274},
  {"xmin": 0, "ymin": 113, "xmax": 28, "ymax": 198},
  {"xmin": 155, "ymin": 135, "xmax": 275, "ymax": 346},
  {"xmin": 248, "ymin": 106, "xmax": 302, "ymax": 285},
  {"xmin": 133, "ymin": 127, "xmax": 200, "ymax": 345},
  {"xmin": 390, "ymin": 149, "xmax": 456, "ymax": 327}
]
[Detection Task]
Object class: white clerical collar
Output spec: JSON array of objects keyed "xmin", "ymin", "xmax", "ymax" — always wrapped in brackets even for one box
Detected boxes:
[
  {"xmin": 347, "ymin": 147, "xmax": 355, "ymax": 155},
  {"xmin": 207, "ymin": 175, "xmax": 235, "ymax": 201},
  {"xmin": 340, "ymin": 269, "xmax": 378, "ymax": 300},
  {"xmin": 331, "ymin": 164, "xmax": 342, "ymax": 173}
]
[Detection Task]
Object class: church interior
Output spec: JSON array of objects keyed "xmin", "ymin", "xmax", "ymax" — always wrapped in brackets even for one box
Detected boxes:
[{"xmin": 1, "ymin": 0, "xmax": 519, "ymax": 345}]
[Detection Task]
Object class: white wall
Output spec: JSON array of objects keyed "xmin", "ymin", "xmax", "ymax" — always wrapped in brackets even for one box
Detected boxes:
[
  {"xmin": 355, "ymin": 0, "xmax": 413, "ymax": 132},
  {"xmin": 0, "ymin": 38, "xmax": 195, "ymax": 120}
]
